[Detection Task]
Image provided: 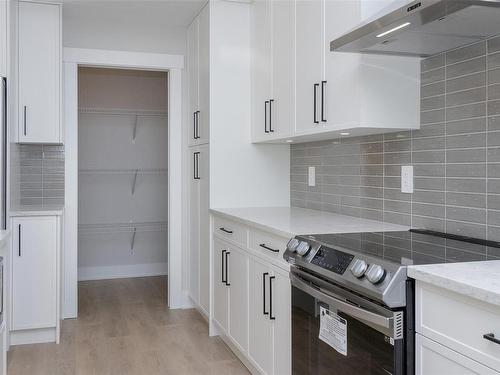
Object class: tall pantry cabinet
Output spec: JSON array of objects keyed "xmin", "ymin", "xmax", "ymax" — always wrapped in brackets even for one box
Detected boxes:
[{"xmin": 188, "ymin": 3, "xmax": 210, "ymax": 316}]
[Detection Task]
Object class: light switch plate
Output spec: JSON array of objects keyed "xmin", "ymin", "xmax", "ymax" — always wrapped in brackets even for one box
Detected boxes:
[
  {"xmin": 401, "ymin": 166, "xmax": 414, "ymax": 193},
  {"xmin": 308, "ymin": 167, "xmax": 316, "ymax": 187}
]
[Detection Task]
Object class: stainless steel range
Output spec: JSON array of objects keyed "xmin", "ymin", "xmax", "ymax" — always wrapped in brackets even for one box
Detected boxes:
[{"xmin": 284, "ymin": 229, "xmax": 500, "ymax": 375}]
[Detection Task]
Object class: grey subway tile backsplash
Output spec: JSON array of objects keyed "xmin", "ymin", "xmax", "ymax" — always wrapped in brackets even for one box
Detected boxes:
[
  {"xmin": 290, "ymin": 36, "xmax": 500, "ymax": 244},
  {"xmin": 11, "ymin": 144, "xmax": 65, "ymax": 209}
]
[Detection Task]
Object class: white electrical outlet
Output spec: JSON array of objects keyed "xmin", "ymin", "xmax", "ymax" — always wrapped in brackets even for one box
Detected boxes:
[
  {"xmin": 308, "ymin": 166, "xmax": 316, "ymax": 187},
  {"xmin": 401, "ymin": 166, "xmax": 414, "ymax": 193}
]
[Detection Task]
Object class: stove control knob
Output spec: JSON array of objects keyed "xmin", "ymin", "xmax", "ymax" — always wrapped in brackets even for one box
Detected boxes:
[
  {"xmin": 350, "ymin": 259, "xmax": 368, "ymax": 278},
  {"xmin": 287, "ymin": 238, "xmax": 300, "ymax": 252},
  {"xmin": 366, "ymin": 264, "xmax": 386, "ymax": 284},
  {"xmin": 296, "ymin": 241, "xmax": 311, "ymax": 256}
]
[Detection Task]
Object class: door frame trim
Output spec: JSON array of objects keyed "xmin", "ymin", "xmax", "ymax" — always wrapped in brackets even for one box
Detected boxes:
[{"xmin": 62, "ymin": 47, "xmax": 189, "ymax": 318}]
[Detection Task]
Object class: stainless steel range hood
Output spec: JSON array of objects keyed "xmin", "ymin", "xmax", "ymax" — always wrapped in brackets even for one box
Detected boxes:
[{"xmin": 330, "ymin": 0, "xmax": 500, "ymax": 57}]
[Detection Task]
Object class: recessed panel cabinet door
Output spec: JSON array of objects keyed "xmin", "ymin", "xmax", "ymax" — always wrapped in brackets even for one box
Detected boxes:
[
  {"xmin": 271, "ymin": 0, "xmax": 294, "ymax": 138},
  {"xmin": 213, "ymin": 238, "xmax": 229, "ymax": 331},
  {"xmin": 228, "ymin": 246, "xmax": 248, "ymax": 353},
  {"xmin": 18, "ymin": 1, "xmax": 61, "ymax": 143},
  {"xmin": 197, "ymin": 4, "xmax": 210, "ymax": 145},
  {"xmin": 272, "ymin": 267, "xmax": 291, "ymax": 375},
  {"xmin": 189, "ymin": 149, "xmax": 200, "ymax": 305},
  {"xmin": 295, "ymin": 0, "xmax": 323, "ymax": 134},
  {"xmin": 251, "ymin": 0, "xmax": 272, "ymax": 140},
  {"xmin": 187, "ymin": 17, "xmax": 199, "ymax": 145},
  {"xmin": 198, "ymin": 146, "xmax": 210, "ymax": 314},
  {"xmin": 248, "ymin": 256, "xmax": 273, "ymax": 374},
  {"xmin": 12, "ymin": 216, "xmax": 57, "ymax": 330}
]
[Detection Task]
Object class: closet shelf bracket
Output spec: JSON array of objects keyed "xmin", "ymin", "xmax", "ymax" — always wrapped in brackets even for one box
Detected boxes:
[
  {"xmin": 132, "ymin": 114, "xmax": 139, "ymax": 143},
  {"xmin": 131, "ymin": 169, "xmax": 138, "ymax": 195}
]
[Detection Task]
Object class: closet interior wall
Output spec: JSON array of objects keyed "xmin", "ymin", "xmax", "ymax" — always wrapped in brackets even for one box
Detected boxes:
[{"xmin": 77, "ymin": 67, "xmax": 169, "ymax": 281}]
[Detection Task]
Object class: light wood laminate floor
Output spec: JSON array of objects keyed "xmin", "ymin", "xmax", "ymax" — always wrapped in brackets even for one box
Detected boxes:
[{"xmin": 7, "ymin": 277, "xmax": 249, "ymax": 375}]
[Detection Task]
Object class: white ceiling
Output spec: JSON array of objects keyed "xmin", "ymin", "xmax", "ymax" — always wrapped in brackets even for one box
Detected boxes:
[{"xmin": 62, "ymin": 0, "xmax": 207, "ymax": 28}]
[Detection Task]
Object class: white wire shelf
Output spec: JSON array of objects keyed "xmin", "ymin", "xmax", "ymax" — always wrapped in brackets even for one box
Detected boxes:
[
  {"xmin": 78, "ymin": 221, "xmax": 168, "ymax": 235},
  {"xmin": 79, "ymin": 107, "xmax": 167, "ymax": 117},
  {"xmin": 79, "ymin": 168, "xmax": 167, "ymax": 175}
]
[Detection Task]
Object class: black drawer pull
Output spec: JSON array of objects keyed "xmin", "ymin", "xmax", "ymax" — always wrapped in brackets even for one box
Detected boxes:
[
  {"xmin": 484, "ymin": 333, "xmax": 500, "ymax": 345},
  {"xmin": 259, "ymin": 243, "xmax": 279, "ymax": 253},
  {"xmin": 219, "ymin": 227, "xmax": 233, "ymax": 234},
  {"xmin": 221, "ymin": 250, "xmax": 226, "ymax": 284},
  {"xmin": 263, "ymin": 272, "xmax": 269, "ymax": 316},
  {"xmin": 225, "ymin": 252, "xmax": 230, "ymax": 286},
  {"xmin": 269, "ymin": 275, "xmax": 275, "ymax": 320}
]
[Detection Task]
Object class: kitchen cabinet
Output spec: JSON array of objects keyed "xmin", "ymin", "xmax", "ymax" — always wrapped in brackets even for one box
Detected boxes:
[
  {"xmin": 252, "ymin": 0, "xmax": 419, "ymax": 143},
  {"xmin": 211, "ymin": 213, "xmax": 291, "ymax": 374},
  {"xmin": 189, "ymin": 144, "xmax": 209, "ymax": 315},
  {"xmin": 10, "ymin": 215, "xmax": 60, "ymax": 345},
  {"xmin": 18, "ymin": 1, "xmax": 62, "ymax": 144},
  {"xmin": 416, "ymin": 334, "xmax": 499, "ymax": 375},
  {"xmin": 0, "ymin": 0, "xmax": 6, "ymax": 78},
  {"xmin": 415, "ymin": 280, "xmax": 500, "ymax": 374},
  {"xmin": 187, "ymin": 3, "xmax": 209, "ymax": 146},
  {"xmin": 251, "ymin": 0, "xmax": 294, "ymax": 141}
]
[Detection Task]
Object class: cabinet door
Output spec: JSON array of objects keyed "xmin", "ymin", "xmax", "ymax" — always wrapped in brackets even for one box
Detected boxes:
[
  {"xmin": 198, "ymin": 145, "xmax": 210, "ymax": 314},
  {"xmin": 416, "ymin": 334, "xmax": 498, "ymax": 375},
  {"xmin": 248, "ymin": 256, "xmax": 273, "ymax": 374},
  {"xmin": 0, "ymin": 0, "xmax": 6, "ymax": 78},
  {"xmin": 187, "ymin": 17, "xmax": 199, "ymax": 145},
  {"xmin": 295, "ymin": 0, "xmax": 323, "ymax": 134},
  {"xmin": 213, "ymin": 238, "xmax": 229, "ymax": 331},
  {"xmin": 271, "ymin": 0, "xmax": 294, "ymax": 138},
  {"xmin": 251, "ymin": 0, "xmax": 272, "ymax": 141},
  {"xmin": 228, "ymin": 246, "xmax": 248, "ymax": 353},
  {"xmin": 323, "ymin": 0, "xmax": 361, "ymax": 130},
  {"xmin": 189, "ymin": 149, "xmax": 200, "ymax": 304},
  {"xmin": 197, "ymin": 4, "xmax": 210, "ymax": 145},
  {"xmin": 12, "ymin": 216, "xmax": 57, "ymax": 330},
  {"xmin": 18, "ymin": 1, "xmax": 60, "ymax": 143},
  {"xmin": 271, "ymin": 267, "xmax": 291, "ymax": 375}
]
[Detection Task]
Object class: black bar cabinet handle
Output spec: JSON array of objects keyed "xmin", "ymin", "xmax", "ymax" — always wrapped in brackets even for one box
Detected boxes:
[
  {"xmin": 23, "ymin": 106, "xmax": 27, "ymax": 136},
  {"xmin": 321, "ymin": 81, "xmax": 327, "ymax": 122},
  {"xmin": 18, "ymin": 224, "xmax": 21, "ymax": 257},
  {"xmin": 484, "ymin": 333, "xmax": 500, "ymax": 345},
  {"xmin": 264, "ymin": 100, "xmax": 269, "ymax": 133},
  {"xmin": 193, "ymin": 152, "xmax": 200, "ymax": 180},
  {"xmin": 269, "ymin": 99, "xmax": 274, "ymax": 132},
  {"xmin": 269, "ymin": 276, "xmax": 275, "ymax": 320},
  {"xmin": 196, "ymin": 110, "xmax": 200, "ymax": 139},
  {"xmin": 259, "ymin": 243, "xmax": 279, "ymax": 253},
  {"xmin": 263, "ymin": 272, "xmax": 269, "ymax": 315},
  {"xmin": 221, "ymin": 250, "xmax": 226, "ymax": 283},
  {"xmin": 219, "ymin": 227, "xmax": 233, "ymax": 234},
  {"xmin": 193, "ymin": 112, "xmax": 196, "ymax": 140},
  {"xmin": 225, "ymin": 252, "xmax": 230, "ymax": 286},
  {"xmin": 313, "ymin": 84, "xmax": 319, "ymax": 124}
]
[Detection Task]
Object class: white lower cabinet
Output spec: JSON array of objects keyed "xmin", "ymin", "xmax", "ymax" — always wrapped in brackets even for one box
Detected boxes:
[
  {"xmin": 211, "ymin": 215, "xmax": 291, "ymax": 375},
  {"xmin": 10, "ymin": 215, "xmax": 61, "ymax": 345},
  {"xmin": 415, "ymin": 281, "xmax": 500, "ymax": 375},
  {"xmin": 416, "ymin": 334, "xmax": 498, "ymax": 375}
]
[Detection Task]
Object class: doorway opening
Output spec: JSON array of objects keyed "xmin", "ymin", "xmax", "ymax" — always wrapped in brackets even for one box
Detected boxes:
[{"xmin": 77, "ymin": 67, "xmax": 169, "ymax": 307}]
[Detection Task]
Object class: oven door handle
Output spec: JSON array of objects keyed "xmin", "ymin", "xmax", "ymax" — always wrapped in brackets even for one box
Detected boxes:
[{"xmin": 290, "ymin": 273, "xmax": 395, "ymax": 337}]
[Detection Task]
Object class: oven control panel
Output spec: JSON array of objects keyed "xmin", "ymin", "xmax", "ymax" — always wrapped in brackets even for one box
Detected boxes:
[{"xmin": 310, "ymin": 246, "xmax": 354, "ymax": 275}]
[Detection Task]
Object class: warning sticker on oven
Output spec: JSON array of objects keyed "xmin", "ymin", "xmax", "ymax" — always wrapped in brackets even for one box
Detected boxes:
[{"xmin": 319, "ymin": 306, "xmax": 347, "ymax": 356}]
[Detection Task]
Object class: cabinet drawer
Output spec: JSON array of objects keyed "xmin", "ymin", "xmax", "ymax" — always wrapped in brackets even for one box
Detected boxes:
[
  {"xmin": 416, "ymin": 281, "xmax": 500, "ymax": 372},
  {"xmin": 249, "ymin": 228, "xmax": 288, "ymax": 259},
  {"xmin": 213, "ymin": 216, "xmax": 247, "ymax": 247}
]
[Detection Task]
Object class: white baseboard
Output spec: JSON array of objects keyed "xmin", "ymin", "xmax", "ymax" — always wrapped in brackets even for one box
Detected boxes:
[
  {"xmin": 78, "ymin": 262, "xmax": 168, "ymax": 281},
  {"xmin": 10, "ymin": 328, "xmax": 57, "ymax": 346}
]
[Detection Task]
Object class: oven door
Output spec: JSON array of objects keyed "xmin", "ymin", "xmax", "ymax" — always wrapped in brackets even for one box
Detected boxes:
[{"xmin": 291, "ymin": 272, "xmax": 404, "ymax": 375}]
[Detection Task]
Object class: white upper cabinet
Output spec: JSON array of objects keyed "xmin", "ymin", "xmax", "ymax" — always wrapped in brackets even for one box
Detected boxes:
[
  {"xmin": 251, "ymin": 0, "xmax": 294, "ymax": 141},
  {"xmin": 188, "ymin": 4, "xmax": 209, "ymax": 146},
  {"xmin": 252, "ymin": 0, "xmax": 420, "ymax": 143},
  {"xmin": 0, "ymin": 0, "xmax": 6, "ymax": 78},
  {"xmin": 18, "ymin": 1, "xmax": 62, "ymax": 144}
]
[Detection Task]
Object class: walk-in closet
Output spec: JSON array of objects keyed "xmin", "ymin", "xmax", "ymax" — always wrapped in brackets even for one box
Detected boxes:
[{"xmin": 77, "ymin": 67, "xmax": 168, "ymax": 291}]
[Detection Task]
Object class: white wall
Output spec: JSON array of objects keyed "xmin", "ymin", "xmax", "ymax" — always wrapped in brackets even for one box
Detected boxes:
[{"xmin": 209, "ymin": 0, "xmax": 290, "ymax": 209}]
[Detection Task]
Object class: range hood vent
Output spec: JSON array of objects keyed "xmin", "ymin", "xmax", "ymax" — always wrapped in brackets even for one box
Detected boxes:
[{"xmin": 330, "ymin": 0, "xmax": 500, "ymax": 57}]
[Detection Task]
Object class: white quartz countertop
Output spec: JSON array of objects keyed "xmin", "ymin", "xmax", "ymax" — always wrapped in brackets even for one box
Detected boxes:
[
  {"xmin": 10, "ymin": 206, "xmax": 64, "ymax": 217},
  {"xmin": 408, "ymin": 261, "xmax": 500, "ymax": 307},
  {"xmin": 210, "ymin": 206, "xmax": 410, "ymax": 238}
]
